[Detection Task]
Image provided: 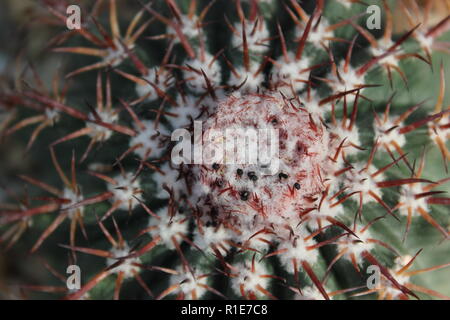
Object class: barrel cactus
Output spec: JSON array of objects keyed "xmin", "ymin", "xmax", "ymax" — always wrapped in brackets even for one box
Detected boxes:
[{"xmin": 1, "ymin": 0, "xmax": 450, "ymax": 300}]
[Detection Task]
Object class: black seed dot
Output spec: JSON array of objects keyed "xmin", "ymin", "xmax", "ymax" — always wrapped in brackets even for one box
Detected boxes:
[
  {"xmin": 237, "ymin": 169, "xmax": 243, "ymax": 176},
  {"xmin": 215, "ymin": 179, "xmax": 224, "ymax": 187},
  {"xmin": 271, "ymin": 118, "xmax": 278, "ymax": 125},
  {"xmin": 294, "ymin": 183, "xmax": 301, "ymax": 190},
  {"xmin": 212, "ymin": 163, "xmax": 220, "ymax": 170},
  {"xmin": 248, "ymin": 171, "xmax": 258, "ymax": 181},
  {"xmin": 240, "ymin": 191, "xmax": 249, "ymax": 201},
  {"xmin": 279, "ymin": 173, "xmax": 288, "ymax": 179}
]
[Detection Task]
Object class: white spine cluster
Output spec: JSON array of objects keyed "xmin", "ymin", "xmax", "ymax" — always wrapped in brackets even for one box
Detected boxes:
[
  {"xmin": 228, "ymin": 65, "xmax": 264, "ymax": 92},
  {"xmin": 273, "ymin": 53, "xmax": 312, "ymax": 94},
  {"xmin": 148, "ymin": 207, "xmax": 189, "ymax": 250},
  {"xmin": 130, "ymin": 120, "xmax": 168, "ymax": 160},
  {"xmin": 294, "ymin": 286, "xmax": 328, "ymax": 300},
  {"xmin": 232, "ymin": 19, "xmax": 269, "ymax": 53},
  {"xmin": 329, "ymin": 63, "xmax": 366, "ymax": 102},
  {"xmin": 295, "ymin": 19, "xmax": 333, "ymax": 48},
  {"xmin": 44, "ymin": 108, "xmax": 61, "ymax": 125},
  {"xmin": 374, "ymin": 116, "xmax": 406, "ymax": 149},
  {"xmin": 193, "ymin": 223, "xmax": 232, "ymax": 256},
  {"xmin": 183, "ymin": 51, "xmax": 222, "ymax": 93},
  {"xmin": 167, "ymin": 15, "xmax": 201, "ymax": 42},
  {"xmin": 61, "ymin": 188, "xmax": 84, "ymax": 219},
  {"xmin": 103, "ymin": 40, "xmax": 135, "ymax": 68},
  {"xmin": 398, "ymin": 182, "xmax": 429, "ymax": 217},
  {"xmin": 336, "ymin": 225, "xmax": 375, "ymax": 264},
  {"xmin": 168, "ymin": 95, "xmax": 201, "ymax": 129},
  {"xmin": 344, "ymin": 164, "xmax": 384, "ymax": 205},
  {"xmin": 169, "ymin": 267, "xmax": 209, "ymax": 299},
  {"xmin": 86, "ymin": 109, "xmax": 119, "ymax": 141},
  {"xmin": 277, "ymin": 231, "xmax": 318, "ymax": 274},
  {"xmin": 107, "ymin": 243, "xmax": 141, "ymax": 278},
  {"xmin": 230, "ymin": 259, "xmax": 270, "ymax": 298},
  {"xmin": 136, "ymin": 68, "xmax": 174, "ymax": 101},
  {"xmin": 108, "ymin": 173, "xmax": 141, "ymax": 211},
  {"xmin": 152, "ymin": 163, "xmax": 187, "ymax": 200}
]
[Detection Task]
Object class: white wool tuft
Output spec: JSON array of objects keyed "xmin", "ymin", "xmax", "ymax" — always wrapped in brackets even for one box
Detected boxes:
[
  {"xmin": 61, "ymin": 188, "xmax": 84, "ymax": 219},
  {"xmin": 183, "ymin": 51, "xmax": 222, "ymax": 93},
  {"xmin": 170, "ymin": 267, "xmax": 209, "ymax": 299},
  {"xmin": 273, "ymin": 53, "xmax": 311, "ymax": 94},
  {"xmin": 228, "ymin": 65, "xmax": 265, "ymax": 92},
  {"xmin": 135, "ymin": 68, "xmax": 173, "ymax": 101},
  {"xmin": 103, "ymin": 40, "xmax": 134, "ymax": 67},
  {"xmin": 152, "ymin": 162, "xmax": 186, "ymax": 200},
  {"xmin": 130, "ymin": 120, "xmax": 169, "ymax": 160},
  {"xmin": 148, "ymin": 207, "xmax": 189, "ymax": 249},
  {"xmin": 86, "ymin": 109, "xmax": 119, "ymax": 141},
  {"xmin": 230, "ymin": 260, "xmax": 270, "ymax": 297},
  {"xmin": 337, "ymin": 225, "xmax": 375, "ymax": 264},
  {"xmin": 232, "ymin": 19, "xmax": 269, "ymax": 53},
  {"xmin": 277, "ymin": 233, "xmax": 319, "ymax": 273},
  {"xmin": 108, "ymin": 173, "xmax": 141, "ymax": 210},
  {"xmin": 107, "ymin": 243, "xmax": 141, "ymax": 278}
]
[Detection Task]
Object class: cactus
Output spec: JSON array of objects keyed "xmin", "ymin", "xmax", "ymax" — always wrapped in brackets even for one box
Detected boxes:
[{"xmin": 0, "ymin": 0, "xmax": 450, "ymax": 300}]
